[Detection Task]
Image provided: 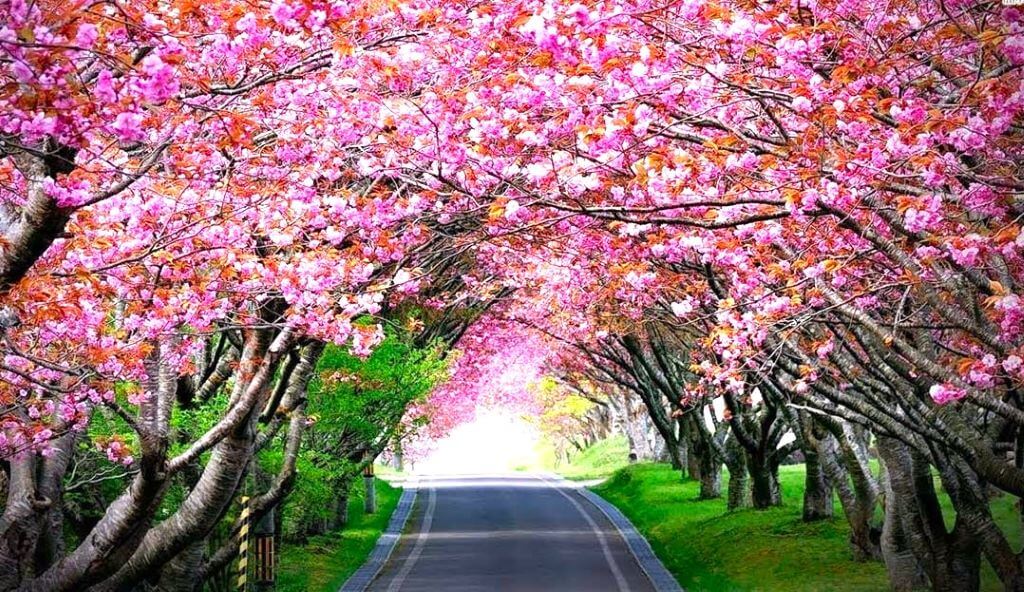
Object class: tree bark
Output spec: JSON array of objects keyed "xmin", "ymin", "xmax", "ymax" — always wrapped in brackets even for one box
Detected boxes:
[
  {"xmin": 876, "ymin": 436, "xmax": 984, "ymax": 592},
  {"xmin": 726, "ymin": 437, "xmax": 749, "ymax": 511},
  {"xmin": 331, "ymin": 473, "xmax": 354, "ymax": 531},
  {"xmin": 0, "ymin": 146, "xmax": 76, "ymax": 294},
  {"xmin": 802, "ymin": 445, "xmax": 833, "ymax": 522},
  {"xmin": 880, "ymin": 459, "xmax": 928, "ymax": 591},
  {"xmin": 0, "ymin": 435, "xmax": 73, "ymax": 588},
  {"xmin": 154, "ymin": 539, "xmax": 205, "ymax": 592},
  {"xmin": 16, "ymin": 339, "xmax": 182, "ymax": 591},
  {"xmin": 698, "ymin": 455, "xmax": 723, "ymax": 500},
  {"xmin": 364, "ymin": 475, "xmax": 377, "ymax": 514},
  {"xmin": 87, "ymin": 337, "xmax": 317, "ymax": 592},
  {"xmin": 819, "ymin": 425, "xmax": 880, "ymax": 560},
  {"xmin": 748, "ymin": 453, "xmax": 782, "ymax": 509}
]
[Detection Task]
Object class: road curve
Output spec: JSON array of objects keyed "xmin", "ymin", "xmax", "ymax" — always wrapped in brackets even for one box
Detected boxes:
[{"xmin": 365, "ymin": 474, "xmax": 660, "ymax": 592}]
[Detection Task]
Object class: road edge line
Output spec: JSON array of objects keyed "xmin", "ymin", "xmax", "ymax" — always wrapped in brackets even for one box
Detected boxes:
[
  {"xmin": 338, "ymin": 477, "xmax": 420, "ymax": 592},
  {"xmin": 385, "ymin": 486, "xmax": 436, "ymax": 592},
  {"xmin": 538, "ymin": 474, "xmax": 631, "ymax": 591},
  {"xmin": 546, "ymin": 473, "xmax": 685, "ymax": 592}
]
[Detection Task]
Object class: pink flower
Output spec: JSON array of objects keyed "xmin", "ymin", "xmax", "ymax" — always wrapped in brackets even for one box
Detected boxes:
[
  {"xmin": 138, "ymin": 55, "xmax": 179, "ymax": 103},
  {"xmin": 75, "ymin": 23, "xmax": 98, "ymax": 47},
  {"xmin": 949, "ymin": 246, "xmax": 980, "ymax": 267},
  {"xmin": 792, "ymin": 96, "xmax": 813, "ymax": 113},
  {"xmin": 110, "ymin": 111, "xmax": 145, "ymax": 143},
  {"xmin": 95, "ymin": 69, "xmax": 117, "ymax": 103},
  {"xmin": 930, "ymin": 383, "xmax": 967, "ymax": 405},
  {"xmin": 670, "ymin": 300, "xmax": 693, "ymax": 317},
  {"xmin": 19, "ymin": 112, "xmax": 56, "ymax": 141},
  {"xmin": 11, "ymin": 60, "xmax": 34, "ymax": 83},
  {"xmin": 1002, "ymin": 33, "xmax": 1024, "ymax": 64},
  {"xmin": 270, "ymin": 0, "xmax": 299, "ymax": 27}
]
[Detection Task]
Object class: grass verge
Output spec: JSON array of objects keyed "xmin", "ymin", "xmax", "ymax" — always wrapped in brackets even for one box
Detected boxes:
[
  {"xmin": 277, "ymin": 478, "xmax": 401, "ymax": 592},
  {"xmin": 594, "ymin": 463, "xmax": 1019, "ymax": 591}
]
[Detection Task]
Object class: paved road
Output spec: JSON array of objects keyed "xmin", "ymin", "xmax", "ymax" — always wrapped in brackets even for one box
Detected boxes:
[{"xmin": 366, "ymin": 474, "xmax": 658, "ymax": 592}]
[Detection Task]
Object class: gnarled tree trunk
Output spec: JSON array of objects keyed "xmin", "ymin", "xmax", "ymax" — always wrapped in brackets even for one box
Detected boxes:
[
  {"xmin": 725, "ymin": 436, "xmax": 749, "ymax": 511},
  {"xmin": 801, "ymin": 445, "xmax": 833, "ymax": 522}
]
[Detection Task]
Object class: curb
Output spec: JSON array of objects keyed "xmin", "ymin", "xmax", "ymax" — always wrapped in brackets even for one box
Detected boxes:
[
  {"xmin": 547, "ymin": 473, "xmax": 684, "ymax": 592},
  {"xmin": 338, "ymin": 479, "xmax": 419, "ymax": 592}
]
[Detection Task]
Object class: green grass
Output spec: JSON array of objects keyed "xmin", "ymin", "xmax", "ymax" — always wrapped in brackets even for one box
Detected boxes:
[
  {"xmin": 277, "ymin": 478, "xmax": 401, "ymax": 592},
  {"xmin": 554, "ymin": 435, "xmax": 631, "ymax": 480},
  {"xmin": 594, "ymin": 463, "xmax": 1020, "ymax": 591}
]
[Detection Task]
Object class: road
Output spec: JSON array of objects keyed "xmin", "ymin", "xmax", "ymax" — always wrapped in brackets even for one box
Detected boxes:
[{"xmin": 366, "ymin": 474, "xmax": 659, "ymax": 592}]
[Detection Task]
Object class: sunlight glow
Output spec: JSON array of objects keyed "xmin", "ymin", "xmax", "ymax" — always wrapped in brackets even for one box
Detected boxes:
[{"xmin": 415, "ymin": 409, "xmax": 544, "ymax": 475}]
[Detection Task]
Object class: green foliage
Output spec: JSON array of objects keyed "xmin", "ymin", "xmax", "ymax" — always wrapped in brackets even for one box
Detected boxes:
[
  {"xmin": 272, "ymin": 327, "xmax": 446, "ymax": 541},
  {"xmin": 594, "ymin": 463, "xmax": 1020, "ymax": 591},
  {"xmin": 306, "ymin": 329, "xmax": 446, "ymax": 449},
  {"xmin": 275, "ymin": 448, "xmax": 339, "ymax": 541},
  {"xmin": 170, "ymin": 391, "xmax": 230, "ymax": 456},
  {"xmin": 277, "ymin": 478, "xmax": 401, "ymax": 592}
]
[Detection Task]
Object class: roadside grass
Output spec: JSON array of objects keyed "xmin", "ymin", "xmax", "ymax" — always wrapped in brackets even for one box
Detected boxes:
[
  {"xmin": 554, "ymin": 435, "xmax": 631, "ymax": 480},
  {"xmin": 594, "ymin": 463, "xmax": 1020, "ymax": 592},
  {"xmin": 277, "ymin": 478, "xmax": 400, "ymax": 592}
]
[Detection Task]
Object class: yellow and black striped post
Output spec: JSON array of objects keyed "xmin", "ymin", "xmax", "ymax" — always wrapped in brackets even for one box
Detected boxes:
[{"xmin": 237, "ymin": 495, "xmax": 251, "ymax": 592}]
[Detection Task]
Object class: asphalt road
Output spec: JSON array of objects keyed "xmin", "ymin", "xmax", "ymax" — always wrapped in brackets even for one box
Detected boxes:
[{"xmin": 366, "ymin": 474, "xmax": 658, "ymax": 592}]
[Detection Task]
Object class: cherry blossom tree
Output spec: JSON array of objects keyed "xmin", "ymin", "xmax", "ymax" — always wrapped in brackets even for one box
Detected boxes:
[{"xmin": 3, "ymin": 0, "xmax": 1024, "ymax": 590}]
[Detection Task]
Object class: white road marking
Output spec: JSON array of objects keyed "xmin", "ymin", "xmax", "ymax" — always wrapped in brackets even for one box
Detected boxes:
[
  {"xmin": 386, "ymin": 486, "xmax": 437, "ymax": 592},
  {"xmin": 539, "ymin": 474, "xmax": 631, "ymax": 592}
]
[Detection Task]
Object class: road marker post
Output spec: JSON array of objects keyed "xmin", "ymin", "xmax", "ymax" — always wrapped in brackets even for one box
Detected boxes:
[
  {"xmin": 363, "ymin": 461, "xmax": 377, "ymax": 514},
  {"xmin": 236, "ymin": 495, "xmax": 251, "ymax": 592}
]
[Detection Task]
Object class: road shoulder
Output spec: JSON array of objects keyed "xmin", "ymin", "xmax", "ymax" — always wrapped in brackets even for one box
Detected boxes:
[
  {"xmin": 547, "ymin": 473, "xmax": 685, "ymax": 592},
  {"xmin": 338, "ymin": 478, "xmax": 420, "ymax": 592}
]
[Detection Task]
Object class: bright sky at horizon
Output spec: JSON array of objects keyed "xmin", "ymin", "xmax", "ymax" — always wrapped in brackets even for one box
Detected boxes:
[{"xmin": 415, "ymin": 409, "xmax": 545, "ymax": 475}]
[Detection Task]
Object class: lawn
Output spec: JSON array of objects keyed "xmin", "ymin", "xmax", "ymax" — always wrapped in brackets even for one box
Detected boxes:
[
  {"xmin": 553, "ymin": 434, "xmax": 631, "ymax": 480},
  {"xmin": 594, "ymin": 463, "xmax": 1020, "ymax": 592},
  {"xmin": 277, "ymin": 478, "xmax": 401, "ymax": 592}
]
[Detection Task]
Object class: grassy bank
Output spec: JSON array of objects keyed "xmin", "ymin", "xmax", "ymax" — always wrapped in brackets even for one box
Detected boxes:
[
  {"xmin": 594, "ymin": 463, "xmax": 1019, "ymax": 591},
  {"xmin": 277, "ymin": 478, "xmax": 401, "ymax": 592},
  {"xmin": 554, "ymin": 435, "xmax": 631, "ymax": 480}
]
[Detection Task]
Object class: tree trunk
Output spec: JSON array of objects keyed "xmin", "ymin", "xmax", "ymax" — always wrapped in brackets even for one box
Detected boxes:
[
  {"xmin": 802, "ymin": 444, "xmax": 833, "ymax": 522},
  {"xmin": 0, "ymin": 454, "xmax": 46, "ymax": 589},
  {"xmin": 748, "ymin": 454, "xmax": 781, "ymax": 509},
  {"xmin": 13, "ymin": 362, "xmax": 176, "ymax": 592},
  {"xmin": 931, "ymin": 524, "xmax": 981, "ymax": 592},
  {"xmin": 154, "ymin": 539, "xmax": 205, "ymax": 592},
  {"xmin": 662, "ymin": 438, "xmax": 683, "ymax": 470},
  {"xmin": 364, "ymin": 475, "xmax": 377, "ymax": 514},
  {"xmin": 699, "ymin": 463, "xmax": 722, "ymax": 500},
  {"xmin": 880, "ymin": 472, "xmax": 928, "ymax": 590},
  {"xmin": 686, "ymin": 441, "xmax": 701, "ymax": 482},
  {"xmin": 86, "ymin": 334, "xmax": 311, "ymax": 592},
  {"xmin": 698, "ymin": 451, "xmax": 722, "ymax": 500},
  {"xmin": 878, "ymin": 437, "xmax": 931, "ymax": 591},
  {"xmin": 0, "ymin": 430, "xmax": 79, "ymax": 589},
  {"xmin": 726, "ymin": 437, "xmax": 749, "ymax": 511},
  {"xmin": 876, "ymin": 436, "xmax": 983, "ymax": 592},
  {"xmin": 332, "ymin": 485, "xmax": 351, "ymax": 530},
  {"xmin": 31, "ymin": 491, "xmax": 65, "ymax": 576},
  {"xmin": 622, "ymin": 399, "xmax": 653, "ymax": 460},
  {"xmin": 677, "ymin": 440, "xmax": 691, "ymax": 479},
  {"xmin": 819, "ymin": 429, "xmax": 879, "ymax": 560}
]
